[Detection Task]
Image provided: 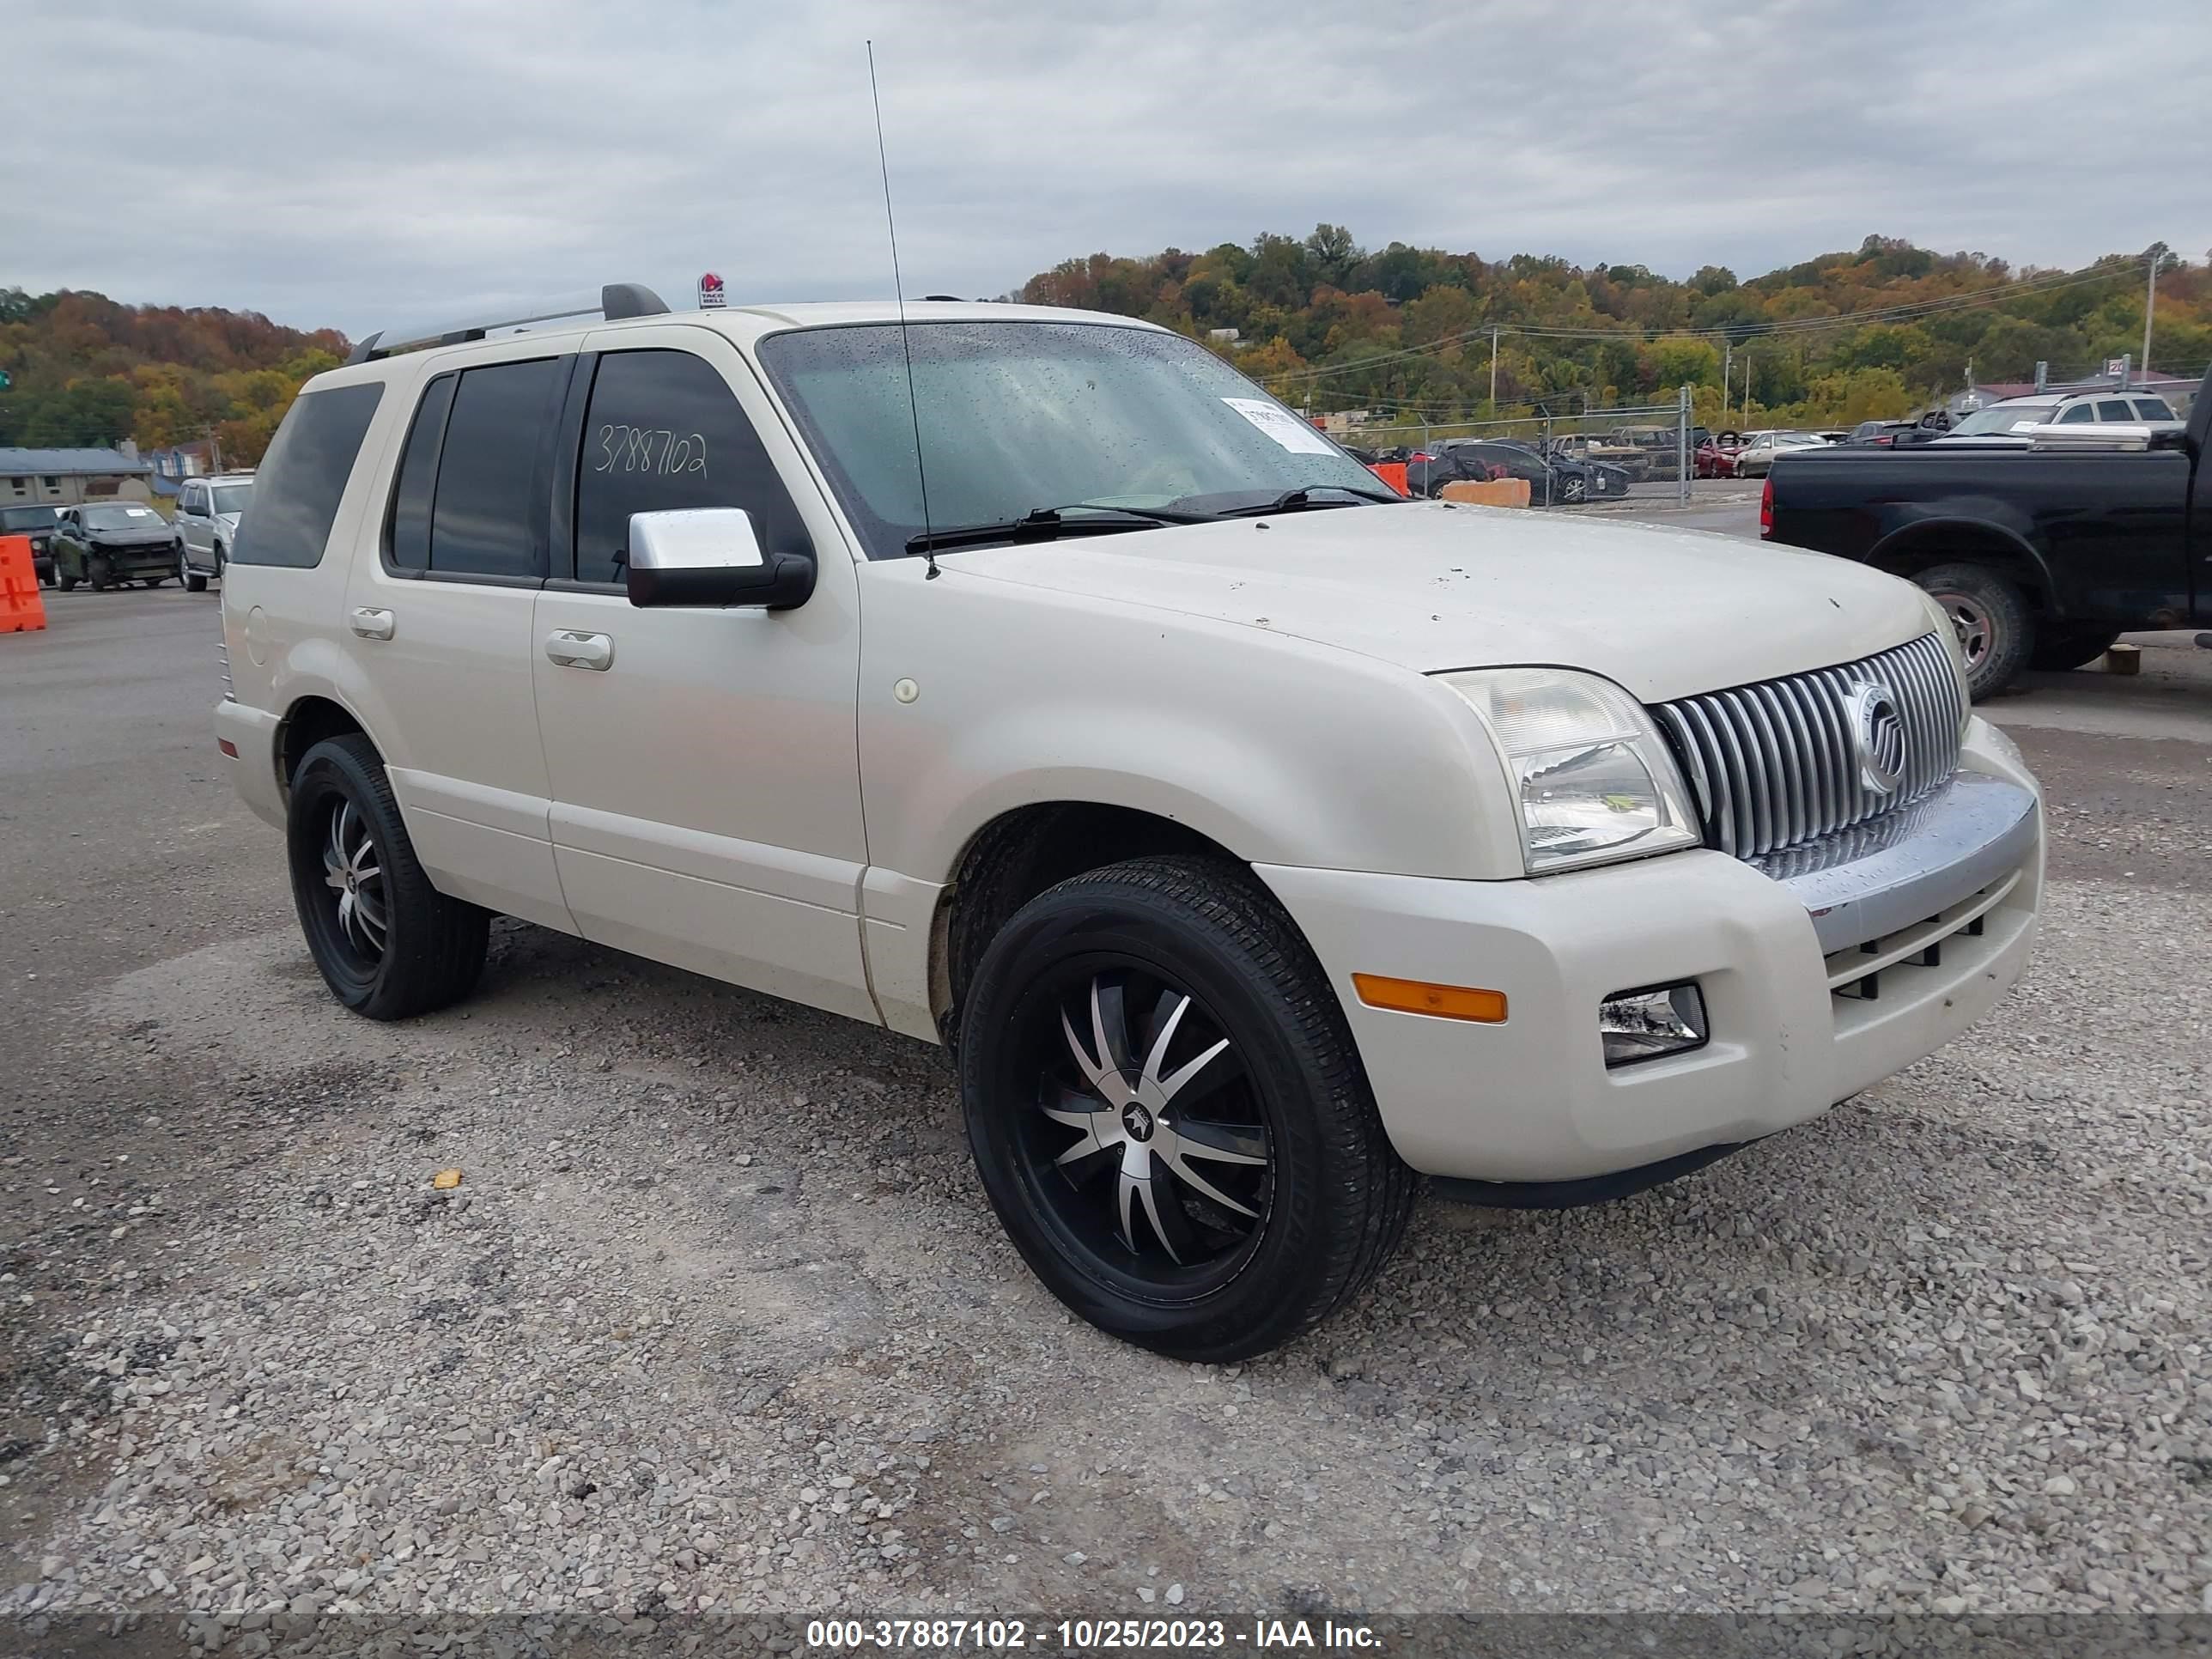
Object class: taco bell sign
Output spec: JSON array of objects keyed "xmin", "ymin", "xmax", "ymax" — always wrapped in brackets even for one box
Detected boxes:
[{"xmin": 698, "ymin": 272, "xmax": 727, "ymax": 309}]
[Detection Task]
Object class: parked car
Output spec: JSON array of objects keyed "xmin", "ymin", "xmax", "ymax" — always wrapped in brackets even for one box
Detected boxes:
[
  {"xmin": 0, "ymin": 502, "xmax": 63, "ymax": 584},
  {"xmin": 51, "ymin": 501, "xmax": 184, "ymax": 590},
  {"xmin": 1695, "ymin": 430, "xmax": 1746, "ymax": 478},
  {"xmin": 1844, "ymin": 421, "xmax": 1918, "ymax": 447},
  {"xmin": 216, "ymin": 285, "xmax": 2041, "ymax": 1361},
  {"xmin": 1410, "ymin": 438, "xmax": 1629, "ymax": 502},
  {"xmin": 1608, "ymin": 424, "xmax": 1705, "ymax": 481},
  {"xmin": 1550, "ymin": 431, "xmax": 1649, "ymax": 480},
  {"xmin": 1762, "ymin": 359, "xmax": 2212, "ymax": 697},
  {"xmin": 1917, "ymin": 391, "xmax": 2184, "ymax": 448},
  {"xmin": 175, "ymin": 472, "xmax": 256, "ymax": 591},
  {"xmin": 1731, "ymin": 430, "xmax": 1826, "ymax": 477}
]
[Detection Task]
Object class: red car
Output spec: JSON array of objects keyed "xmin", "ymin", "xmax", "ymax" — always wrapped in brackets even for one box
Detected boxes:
[{"xmin": 1695, "ymin": 430, "xmax": 1745, "ymax": 478}]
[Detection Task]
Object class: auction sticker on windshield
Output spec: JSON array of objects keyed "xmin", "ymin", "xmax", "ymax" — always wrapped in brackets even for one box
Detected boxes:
[{"xmin": 1222, "ymin": 397, "xmax": 1339, "ymax": 454}]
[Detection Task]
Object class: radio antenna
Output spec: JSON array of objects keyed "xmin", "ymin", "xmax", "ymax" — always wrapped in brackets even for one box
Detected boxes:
[{"xmin": 866, "ymin": 40, "xmax": 938, "ymax": 580}]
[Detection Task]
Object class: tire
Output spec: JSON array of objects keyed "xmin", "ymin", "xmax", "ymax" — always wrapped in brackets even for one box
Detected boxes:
[
  {"xmin": 1915, "ymin": 562, "xmax": 2033, "ymax": 700},
  {"xmin": 1559, "ymin": 474, "xmax": 1587, "ymax": 504},
  {"xmin": 958, "ymin": 854, "xmax": 1416, "ymax": 1362},
  {"xmin": 286, "ymin": 733, "xmax": 489, "ymax": 1020},
  {"xmin": 180, "ymin": 550, "xmax": 208, "ymax": 593},
  {"xmin": 58, "ymin": 571, "xmax": 77, "ymax": 592},
  {"xmin": 213, "ymin": 544, "xmax": 226, "ymax": 582},
  {"xmin": 2029, "ymin": 624, "xmax": 2120, "ymax": 673}
]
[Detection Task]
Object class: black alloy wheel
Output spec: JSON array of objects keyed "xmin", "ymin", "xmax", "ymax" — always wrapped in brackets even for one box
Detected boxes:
[
  {"xmin": 1018, "ymin": 959, "xmax": 1273, "ymax": 1296},
  {"xmin": 961, "ymin": 856, "xmax": 1416, "ymax": 1361},
  {"xmin": 287, "ymin": 733, "xmax": 489, "ymax": 1019}
]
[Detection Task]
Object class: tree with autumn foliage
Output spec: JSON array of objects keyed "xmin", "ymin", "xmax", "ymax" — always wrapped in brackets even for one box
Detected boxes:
[
  {"xmin": 1016, "ymin": 229, "xmax": 2211, "ymax": 431},
  {"xmin": 0, "ymin": 289, "xmax": 346, "ymax": 465}
]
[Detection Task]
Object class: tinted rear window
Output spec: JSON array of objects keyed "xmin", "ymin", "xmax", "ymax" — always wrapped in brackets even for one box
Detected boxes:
[
  {"xmin": 386, "ymin": 373, "xmax": 457, "ymax": 572},
  {"xmin": 426, "ymin": 359, "xmax": 559, "ymax": 579},
  {"xmin": 229, "ymin": 383, "xmax": 384, "ymax": 568}
]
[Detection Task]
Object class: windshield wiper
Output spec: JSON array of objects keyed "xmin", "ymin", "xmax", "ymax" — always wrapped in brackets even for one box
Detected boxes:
[
  {"xmin": 1206, "ymin": 485, "xmax": 1404, "ymax": 519},
  {"xmin": 904, "ymin": 502, "xmax": 1209, "ymax": 555}
]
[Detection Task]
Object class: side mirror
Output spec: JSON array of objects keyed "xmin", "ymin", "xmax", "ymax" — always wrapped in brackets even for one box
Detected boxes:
[{"xmin": 623, "ymin": 507, "xmax": 816, "ymax": 611}]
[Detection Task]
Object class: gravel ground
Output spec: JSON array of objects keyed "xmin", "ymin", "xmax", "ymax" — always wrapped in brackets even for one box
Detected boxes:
[
  {"xmin": 9, "ymin": 878, "xmax": 2209, "ymax": 1627},
  {"xmin": 4, "ymin": 594, "xmax": 2210, "ymax": 1633}
]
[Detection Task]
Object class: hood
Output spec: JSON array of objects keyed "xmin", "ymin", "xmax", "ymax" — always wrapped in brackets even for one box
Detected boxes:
[
  {"xmin": 217, "ymin": 511, "xmax": 242, "ymax": 534},
  {"xmin": 88, "ymin": 524, "xmax": 178, "ymax": 546},
  {"xmin": 949, "ymin": 501, "xmax": 1932, "ymax": 704}
]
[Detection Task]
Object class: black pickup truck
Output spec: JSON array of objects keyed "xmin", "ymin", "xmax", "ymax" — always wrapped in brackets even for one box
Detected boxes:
[{"xmin": 1762, "ymin": 363, "xmax": 2212, "ymax": 697}]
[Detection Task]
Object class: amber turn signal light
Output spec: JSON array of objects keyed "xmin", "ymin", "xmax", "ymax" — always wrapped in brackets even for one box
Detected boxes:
[{"xmin": 1352, "ymin": 974, "xmax": 1507, "ymax": 1024}]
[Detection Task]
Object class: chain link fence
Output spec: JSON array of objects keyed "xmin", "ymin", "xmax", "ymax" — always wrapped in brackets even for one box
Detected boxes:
[{"xmin": 1338, "ymin": 388, "xmax": 1698, "ymax": 507}]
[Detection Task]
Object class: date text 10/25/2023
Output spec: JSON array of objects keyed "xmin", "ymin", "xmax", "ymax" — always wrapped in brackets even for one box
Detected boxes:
[{"xmin": 804, "ymin": 1616, "xmax": 1383, "ymax": 1650}]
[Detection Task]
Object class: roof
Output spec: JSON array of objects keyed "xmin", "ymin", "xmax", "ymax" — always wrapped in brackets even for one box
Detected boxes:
[
  {"xmin": 314, "ymin": 301, "xmax": 1158, "ymax": 391},
  {"xmin": 0, "ymin": 447, "xmax": 153, "ymax": 476}
]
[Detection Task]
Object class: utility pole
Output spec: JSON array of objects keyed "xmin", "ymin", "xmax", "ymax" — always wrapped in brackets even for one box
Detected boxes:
[
  {"xmin": 2142, "ymin": 249, "xmax": 2158, "ymax": 386},
  {"xmin": 1722, "ymin": 337, "xmax": 1732, "ymax": 404},
  {"xmin": 1488, "ymin": 326, "xmax": 1500, "ymax": 410}
]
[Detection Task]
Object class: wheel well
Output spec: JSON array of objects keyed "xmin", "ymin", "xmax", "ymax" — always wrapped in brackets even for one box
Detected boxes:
[
  {"xmin": 935, "ymin": 804, "xmax": 1243, "ymax": 1042},
  {"xmin": 278, "ymin": 696, "xmax": 368, "ymax": 788},
  {"xmin": 1864, "ymin": 525, "xmax": 2051, "ymax": 613}
]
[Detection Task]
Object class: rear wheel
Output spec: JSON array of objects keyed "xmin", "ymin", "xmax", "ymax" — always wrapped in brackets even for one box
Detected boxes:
[
  {"xmin": 959, "ymin": 855, "xmax": 1415, "ymax": 1361},
  {"xmin": 58, "ymin": 569, "xmax": 78, "ymax": 592},
  {"xmin": 287, "ymin": 733, "xmax": 489, "ymax": 1020},
  {"xmin": 180, "ymin": 550, "xmax": 208, "ymax": 592},
  {"xmin": 1916, "ymin": 562, "xmax": 2033, "ymax": 700},
  {"xmin": 2029, "ymin": 624, "xmax": 2120, "ymax": 673}
]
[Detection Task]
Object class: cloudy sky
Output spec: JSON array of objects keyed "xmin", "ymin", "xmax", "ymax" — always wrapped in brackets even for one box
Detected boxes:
[{"xmin": 13, "ymin": 0, "xmax": 2211, "ymax": 340}]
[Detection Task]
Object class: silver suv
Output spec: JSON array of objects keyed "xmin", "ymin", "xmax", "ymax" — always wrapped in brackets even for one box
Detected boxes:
[{"xmin": 175, "ymin": 472, "xmax": 255, "ymax": 591}]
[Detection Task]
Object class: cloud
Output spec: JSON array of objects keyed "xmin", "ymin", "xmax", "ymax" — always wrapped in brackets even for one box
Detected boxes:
[{"xmin": 11, "ymin": 0, "xmax": 2208, "ymax": 337}]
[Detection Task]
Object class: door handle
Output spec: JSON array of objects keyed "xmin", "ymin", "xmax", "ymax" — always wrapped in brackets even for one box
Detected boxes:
[
  {"xmin": 349, "ymin": 607, "xmax": 395, "ymax": 641},
  {"xmin": 545, "ymin": 629, "xmax": 614, "ymax": 671}
]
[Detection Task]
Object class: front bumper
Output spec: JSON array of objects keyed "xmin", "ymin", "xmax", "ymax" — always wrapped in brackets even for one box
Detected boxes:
[{"xmin": 1256, "ymin": 717, "xmax": 2042, "ymax": 1186}]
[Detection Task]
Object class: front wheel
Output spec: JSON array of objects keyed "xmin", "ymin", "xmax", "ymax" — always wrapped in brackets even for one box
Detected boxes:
[
  {"xmin": 180, "ymin": 550, "xmax": 208, "ymax": 592},
  {"xmin": 287, "ymin": 734, "xmax": 489, "ymax": 1020},
  {"xmin": 1558, "ymin": 474, "xmax": 1587, "ymax": 504},
  {"xmin": 1916, "ymin": 562, "xmax": 2033, "ymax": 700},
  {"xmin": 959, "ymin": 855, "xmax": 1415, "ymax": 1362},
  {"xmin": 58, "ymin": 569, "xmax": 78, "ymax": 592}
]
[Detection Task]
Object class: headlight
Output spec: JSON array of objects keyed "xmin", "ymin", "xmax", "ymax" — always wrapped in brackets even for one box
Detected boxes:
[{"xmin": 1441, "ymin": 667, "xmax": 1701, "ymax": 874}]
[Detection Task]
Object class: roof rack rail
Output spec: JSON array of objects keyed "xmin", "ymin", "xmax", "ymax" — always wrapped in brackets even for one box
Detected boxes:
[{"xmin": 345, "ymin": 283, "xmax": 671, "ymax": 366}]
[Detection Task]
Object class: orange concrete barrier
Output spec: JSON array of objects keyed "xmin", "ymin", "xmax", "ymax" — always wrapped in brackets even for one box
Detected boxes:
[
  {"xmin": 0, "ymin": 534, "xmax": 47, "ymax": 634},
  {"xmin": 1439, "ymin": 478, "xmax": 1533, "ymax": 507},
  {"xmin": 1367, "ymin": 461, "xmax": 1410, "ymax": 497}
]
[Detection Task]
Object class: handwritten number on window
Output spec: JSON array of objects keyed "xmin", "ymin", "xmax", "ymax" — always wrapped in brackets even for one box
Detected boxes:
[{"xmin": 593, "ymin": 425, "xmax": 709, "ymax": 477}]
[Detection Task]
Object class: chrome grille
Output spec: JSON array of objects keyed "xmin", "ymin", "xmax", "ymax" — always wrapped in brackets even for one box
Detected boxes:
[{"xmin": 1653, "ymin": 633, "xmax": 1964, "ymax": 860}]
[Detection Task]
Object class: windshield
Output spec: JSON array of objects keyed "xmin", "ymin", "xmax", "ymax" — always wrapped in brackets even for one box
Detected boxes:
[
  {"xmin": 757, "ymin": 321, "xmax": 1387, "ymax": 558},
  {"xmin": 211, "ymin": 483, "xmax": 254, "ymax": 515},
  {"xmin": 1949, "ymin": 400, "xmax": 2056, "ymax": 435},
  {"xmin": 81, "ymin": 504, "xmax": 161, "ymax": 530},
  {"xmin": 0, "ymin": 506, "xmax": 60, "ymax": 531}
]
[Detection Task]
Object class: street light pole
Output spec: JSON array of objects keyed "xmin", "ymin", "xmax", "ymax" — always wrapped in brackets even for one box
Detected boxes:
[{"xmin": 1488, "ymin": 326, "xmax": 1498, "ymax": 410}]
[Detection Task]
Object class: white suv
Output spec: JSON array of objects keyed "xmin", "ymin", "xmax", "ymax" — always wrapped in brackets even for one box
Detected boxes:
[
  {"xmin": 175, "ymin": 471, "xmax": 255, "ymax": 591},
  {"xmin": 216, "ymin": 284, "xmax": 2044, "ymax": 1359}
]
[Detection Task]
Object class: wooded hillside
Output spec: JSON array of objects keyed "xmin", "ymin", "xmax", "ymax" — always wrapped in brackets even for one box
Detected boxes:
[
  {"xmin": 1018, "ymin": 232, "xmax": 2212, "ymax": 434},
  {"xmin": 0, "ymin": 289, "xmax": 348, "ymax": 467}
]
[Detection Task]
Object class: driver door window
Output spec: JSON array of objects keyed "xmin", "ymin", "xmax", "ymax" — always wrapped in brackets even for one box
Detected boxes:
[{"xmin": 567, "ymin": 349, "xmax": 805, "ymax": 584}]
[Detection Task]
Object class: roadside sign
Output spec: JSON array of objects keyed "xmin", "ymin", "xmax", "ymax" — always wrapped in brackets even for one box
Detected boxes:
[
  {"xmin": 698, "ymin": 272, "xmax": 726, "ymax": 310},
  {"xmin": 2104, "ymin": 356, "xmax": 2127, "ymax": 376}
]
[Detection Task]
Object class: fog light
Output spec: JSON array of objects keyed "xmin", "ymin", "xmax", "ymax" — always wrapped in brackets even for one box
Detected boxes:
[{"xmin": 1601, "ymin": 983, "xmax": 1707, "ymax": 1067}]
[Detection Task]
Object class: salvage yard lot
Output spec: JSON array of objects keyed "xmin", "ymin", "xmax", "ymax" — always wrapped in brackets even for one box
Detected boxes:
[{"xmin": 3, "ymin": 586, "xmax": 2209, "ymax": 1620}]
